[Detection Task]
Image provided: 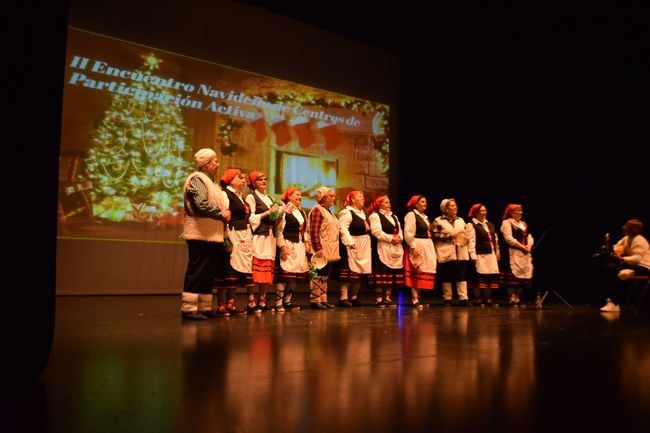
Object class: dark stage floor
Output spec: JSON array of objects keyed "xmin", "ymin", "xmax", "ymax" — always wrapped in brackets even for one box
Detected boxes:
[{"xmin": 34, "ymin": 295, "xmax": 650, "ymax": 433}]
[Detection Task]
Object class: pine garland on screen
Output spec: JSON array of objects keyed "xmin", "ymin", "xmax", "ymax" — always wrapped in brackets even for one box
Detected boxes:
[
  {"xmin": 81, "ymin": 54, "xmax": 193, "ymax": 222},
  {"xmin": 267, "ymin": 92, "xmax": 391, "ymax": 174},
  {"xmin": 219, "ymin": 90, "xmax": 391, "ymax": 173}
]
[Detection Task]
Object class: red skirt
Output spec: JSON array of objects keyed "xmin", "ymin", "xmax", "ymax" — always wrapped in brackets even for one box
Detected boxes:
[
  {"xmin": 403, "ymin": 248, "xmax": 435, "ymax": 290},
  {"xmin": 252, "ymin": 257, "xmax": 274, "ymax": 284}
]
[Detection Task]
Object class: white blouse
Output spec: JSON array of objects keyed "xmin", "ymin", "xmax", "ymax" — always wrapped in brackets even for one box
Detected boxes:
[
  {"xmin": 244, "ymin": 190, "xmax": 276, "ymax": 260},
  {"xmin": 369, "ymin": 210, "xmax": 404, "ymax": 269},
  {"xmin": 338, "ymin": 206, "xmax": 369, "ymax": 247}
]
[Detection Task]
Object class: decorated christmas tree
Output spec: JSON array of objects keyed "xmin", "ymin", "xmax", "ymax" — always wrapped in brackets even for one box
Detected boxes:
[{"xmin": 81, "ymin": 53, "xmax": 193, "ymax": 223}]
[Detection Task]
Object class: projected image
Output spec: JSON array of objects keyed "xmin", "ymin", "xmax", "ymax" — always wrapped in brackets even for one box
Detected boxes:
[
  {"xmin": 276, "ymin": 152, "xmax": 337, "ymax": 210},
  {"xmin": 58, "ymin": 27, "xmax": 390, "ymax": 242}
]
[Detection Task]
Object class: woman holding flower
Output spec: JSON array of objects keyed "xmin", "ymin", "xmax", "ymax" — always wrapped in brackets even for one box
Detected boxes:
[{"xmin": 245, "ymin": 171, "xmax": 281, "ymax": 311}]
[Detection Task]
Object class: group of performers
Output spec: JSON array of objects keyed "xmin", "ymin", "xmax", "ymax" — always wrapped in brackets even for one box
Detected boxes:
[{"xmin": 180, "ymin": 148, "xmax": 535, "ymax": 320}]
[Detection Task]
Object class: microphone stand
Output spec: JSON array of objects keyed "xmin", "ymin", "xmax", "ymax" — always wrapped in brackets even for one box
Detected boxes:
[{"xmin": 534, "ymin": 229, "xmax": 574, "ymax": 310}]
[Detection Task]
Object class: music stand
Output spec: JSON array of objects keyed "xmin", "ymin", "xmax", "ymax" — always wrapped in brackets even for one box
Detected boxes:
[{"xmin": 533, "ymin": 229, "xmax": 574, "ymax": 310}]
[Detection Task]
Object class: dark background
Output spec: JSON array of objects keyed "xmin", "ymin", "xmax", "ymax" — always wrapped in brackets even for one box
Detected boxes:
[
  {"xmin": 8, "ymin": 1, "xmax": 650, "ymax": 378},
  {"xmin": 252, "ymin": 1, "xmax": 650, "ymax": 304}
]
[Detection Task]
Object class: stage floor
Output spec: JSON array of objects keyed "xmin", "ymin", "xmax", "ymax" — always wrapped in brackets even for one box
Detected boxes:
[{"xmin": 38, "ymin": 295, "xmax": 650, "ymax": 433}]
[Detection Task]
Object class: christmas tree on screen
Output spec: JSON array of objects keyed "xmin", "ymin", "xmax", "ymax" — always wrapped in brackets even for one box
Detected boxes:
[{"xmin": 81, "ymin": 53, "xmax": 193, "ymax": 223}]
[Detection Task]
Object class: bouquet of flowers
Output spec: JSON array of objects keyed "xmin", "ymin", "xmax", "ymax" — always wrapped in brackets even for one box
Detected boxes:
[{"xmin": 269, "ymin": 197, "xmax": 283, "ymax": 220}]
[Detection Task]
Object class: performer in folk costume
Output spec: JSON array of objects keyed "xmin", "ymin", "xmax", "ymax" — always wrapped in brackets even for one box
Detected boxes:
[
  {"xmin": 466, "ymin": 204, "xmax": 500, "ymax": 306},
  {"xmin": 432, "ymin": 198, "xmax": 471, "ymax": 306},
  {"xmin": 368, "ymin": 195, "xmax": 404, "ymax": 307},
  {"xmin": 336, "ymin": 190, "xmax": 372, "ymax": 307},
  {"xmin": 215, "ymin": 168, "xmax": 254, "ymax": 315},
  {"xmin": 403, "ymin": 195, "xmax": 437, "ymax": 307},
  {"xmin": 274, "ymin": 187, "xmax": 310, "ymax": 311},
  {"xmin": 245, "ymin": 171, "xmax": 281, "ymax": 311},
  {"xmin": 307, "ymin": 186, "xmax": 341, "ymax": 309},
  {"xmin": 180, "ymin": 148, "xmax": 231, "ymax": 320},
  {"xmin": 499, "ymin": 204, "xmax": 534, "ymax": 306}
]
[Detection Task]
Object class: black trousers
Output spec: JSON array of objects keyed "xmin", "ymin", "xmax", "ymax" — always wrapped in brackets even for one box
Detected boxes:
[
  {"xmin": 437, "ymin": 260, "xmax": 468, "ymax": 283},
  {"xmin": 597, "ymin": 255, "xmax": 650, "ymax": 303},
  {"xmin": 183, "ymin": 240, "xmax": 226, "ymax": 294}
]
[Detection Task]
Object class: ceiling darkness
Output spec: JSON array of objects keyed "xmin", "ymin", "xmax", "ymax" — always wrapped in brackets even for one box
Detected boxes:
[{"xmin": 239, "ymin": 0, "xmax": 407, "ymax": 54}]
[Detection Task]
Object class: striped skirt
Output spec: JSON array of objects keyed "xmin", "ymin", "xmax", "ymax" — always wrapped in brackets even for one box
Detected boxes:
[
  {"xmin": 334, "ymin": 243, "xmax": 369, "ymax": 284},
  {"xmin": 213, "ymin": 256, "xmax": 254, "ymax": 290},
  {"xmin": 370, "ymin": 257, "xmax": 404, "ymax": 290},
  {"xmin": 499, "ymin": 272, "xmax": 531, "ymax": 289},
  {"xmin": 252, "ymin": 257, "xmax": 274, "ymax": 284},
  {"xmin": 273, "ymin": 252, "xmax": 308, "ymax": 284},
  {"xmin": 403, "ymin": 248, "xmax": 435, "ymax": 290}
]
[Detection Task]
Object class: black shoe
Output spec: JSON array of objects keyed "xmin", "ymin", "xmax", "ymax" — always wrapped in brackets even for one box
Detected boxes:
[
  {"xmin": 458, "ymin": 299, "xmax": 471, "ymax": 307},
  {"xmin": 351, "ymin": 298, "xmax": 363, "ymax": 307},
  {"xmin": 258, "ymin": 304, "xmax": 274, "ymax": 311},
  {"xmin": 200, "ymin": 309, "xmax": 230, "ymax": 318},
  {"xmin": 412, "ymin": 302, "xmax": 424, "ymax": 308},
  {"xmin": 443, "ymin": 300, "xmax": 452, "ymax": 306},
  {"xmin": 375, "ymin": 301, "xmax": 386, "ymax": 308},
  {"xmin": 246, "ymin": 305, "xmax": 261, "ymax": 314},
  {"xmin": 338, "ymin": 299, "xmax": 353, "ymax": 307},
  {"xmin": 310, "ymin": 302, "xmax": 327, "ymax": 310},
  {"xmin": 182, "ymin": 312, "xmax": 207, "ymax": 320},
  {"xmin": 384, "ymin": 299, "xmax": 393, "ymax": 307},
  {"xmin": 283, "ymin": 302, "xmax": 301, "ymax": 310},
  {"xmin": 322, "ymin": 302, "xmax": 336, "ymax": 309}
]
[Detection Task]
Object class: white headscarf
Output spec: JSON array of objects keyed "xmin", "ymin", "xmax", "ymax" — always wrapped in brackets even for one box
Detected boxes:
[
  {"xmin": 314, "ymin": 187, "xmax": 334, "ymax": 203},
  {"xmin": 440, "ymin": 198, "xmax": 455, "ymax": 213},
  {"xmin": 194, "ymin": 148, "xmax": 217, "ymax": 169}
]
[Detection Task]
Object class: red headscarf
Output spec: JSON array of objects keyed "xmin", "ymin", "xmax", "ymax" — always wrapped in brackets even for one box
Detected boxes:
[
  {"xmin": 220, "ymin": 168, "xmax": 241, "ymax": 187},
  {"xmin": 345, "ymin": 190, "xmax": 362, "ymax": 207},
  {"xmin": 468, "ymin": 203, "xmax": 484, "ymax": 219},
  {"xmin": 407, "ymin": 195, "xmax": 423, "ymax": 210},
  {"xmin": 502, "ymin": 204, "xmax": 520, "ymax": 220},
  {"xmin": 370, "ymin": 195, "xmax": 388, "ymax": 213},
  {"xmin": 281, "ymin": 187, "xmax": 299, "ymax": 203},
  {"xmin": 248, "ymin": 171, "xmax": 264, "ymax": 189}
]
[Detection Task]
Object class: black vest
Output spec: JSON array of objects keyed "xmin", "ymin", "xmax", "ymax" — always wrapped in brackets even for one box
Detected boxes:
[
  {"xmin": 499, "ymin": 221, "xmax": 529, "ymax": 260},
  {"xmin": 413, "ymin": 212, "xmax": 430, "ymax": 239},
  {"xmin": 251, "ymin": 191, "xmax": 274, "ymax": 236},
  {"xmin": 283, "ymin": 209, "xmax": 306, "ymax": 243},
  {"xmin": 471, "ymin": 220, "xmax": 497, "ymax": 254},
  {"xmin": 378, "ymin": 212, "xmax": 399, "ymax": 235},
  {"xmin": 224, "ymin": 188, "xmax": 249, "ymax": 230},
  {"xmin": 511, "ymin": 223, "xmax": 528, "ymax": 246},
  {"xmin": 349, "ymin": 209, "xmax": 369, "ymax": 236}
]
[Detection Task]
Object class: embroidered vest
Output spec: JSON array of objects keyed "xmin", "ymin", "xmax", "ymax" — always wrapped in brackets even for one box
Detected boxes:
[
  {"xmin": 224, "ymin": 188, "xmax": 249, "ymax": 231},
  {"xmin": 309, "ymin": 204, "xmax": 340, "ymax": 262},
  {"xmin": 348, "ymin": 209, "xmax": 369, "ymax": 236},
  {"xmin": 283, "ymin": 209, "xmax": 307, "ymax": 243},
  {"xmin": 182, "ymin": 172, "xmax": 225, "ymax": 243},
  {"xmin": 472, "ymin": 221, "xmax": 497, "ymax": 254},
  {"xmin": 413, "ymin": 212, "xmax": 430, "ymax": 239},
  {"xmin": 379, "ymin": 212, "xmax": 399, "ymax": 235},
  {"xmin": 251, "ymin": 191, "xmax": 274, "ymax": 236}
]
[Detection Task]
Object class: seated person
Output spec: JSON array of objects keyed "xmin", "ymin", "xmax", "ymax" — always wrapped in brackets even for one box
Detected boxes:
[{"xmin": 600, "ymin": 219, "xmax": 650, "ymax": 312}]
